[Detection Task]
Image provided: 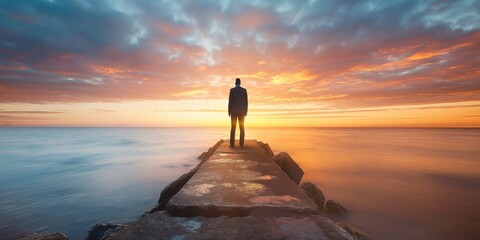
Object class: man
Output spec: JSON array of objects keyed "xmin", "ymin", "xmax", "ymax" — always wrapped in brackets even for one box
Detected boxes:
[{"xmin": 228, "ymin": 78, "xmax": 248, "ymax": 148}]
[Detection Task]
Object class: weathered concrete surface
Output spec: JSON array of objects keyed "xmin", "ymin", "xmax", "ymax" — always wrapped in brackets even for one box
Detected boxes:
[
  {"xmin": 166, "ymin": 140, "xmax": 318, "ymax": 217},
  {"xmin": 108, "ymin": 211, "xmax": 353, "ymax": 240}
]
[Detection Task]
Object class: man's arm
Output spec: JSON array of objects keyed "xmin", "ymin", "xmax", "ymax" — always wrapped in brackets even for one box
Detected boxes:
[
  {"xmin": 244, "ymin": 89, "xmax": 248, "ymax": 116},
  {"xmin": 228, "ymin": 89, "xmax": 232, "ymax": 116}
]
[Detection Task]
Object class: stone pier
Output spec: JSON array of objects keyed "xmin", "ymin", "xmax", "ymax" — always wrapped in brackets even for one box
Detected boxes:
[{"xmin": 106, "ymin": 140, "xmax": 355, "ymax": 240}]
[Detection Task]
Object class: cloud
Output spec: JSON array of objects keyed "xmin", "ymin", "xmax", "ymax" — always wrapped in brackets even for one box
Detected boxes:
[
  {"xmin": 254, "ymin": 103, "xmax": 480, "ymax": 117},
  {"xmin": 172, "ymin": 89, "xmax": 209, "ymax": 96},
  {"xmin": 0, "ymin": 110, "xmax": 64, "ymax": 114},
  {"xmin": 269, "ymin": 115, "xmax": 364, "ymax": 119},
  {"xmin": 0, "ymin": 114, "xmax": 50, "ymax": 120},
  {"xmin": 0, "ymin": 110, "xmax": 63, "ymax": 122},
  {"xmin": 92, "ymin": 109, "xmax": 115, "ymax": 113},
  {"xmin": 0, "ymin": 0, "xmax": 478, "ymax": 112}
]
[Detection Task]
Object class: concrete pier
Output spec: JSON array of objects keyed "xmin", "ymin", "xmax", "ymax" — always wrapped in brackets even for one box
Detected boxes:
[
  {"xmin": 167, "ymin": 140, "xmax": 317, "ymax": 217},
  {"xmin": 106, "ymin": 140, "xmax": 355, "ymax": 240}
]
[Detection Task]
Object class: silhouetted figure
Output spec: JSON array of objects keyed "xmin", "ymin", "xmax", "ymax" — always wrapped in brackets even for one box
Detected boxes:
[{"xmin": 228, "ymin": 78, "xmax": 248, "ymax": 148}]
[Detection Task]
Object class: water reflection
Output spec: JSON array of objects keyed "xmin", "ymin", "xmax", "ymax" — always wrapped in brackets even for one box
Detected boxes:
[{"xmin": 247, "ymin": 128, "xmax": 480, "ymax": 240}]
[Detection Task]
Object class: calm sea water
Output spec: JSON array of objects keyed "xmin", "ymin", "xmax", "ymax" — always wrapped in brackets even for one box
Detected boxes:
[{"xmin": 0, "ymin": 128, "xmax": 479, "ymax": 240}]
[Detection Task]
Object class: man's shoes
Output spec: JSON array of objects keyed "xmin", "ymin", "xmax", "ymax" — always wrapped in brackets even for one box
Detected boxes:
[{"xmin": 229, "ymin": 145, "xmax": 234, "ymax": 148}]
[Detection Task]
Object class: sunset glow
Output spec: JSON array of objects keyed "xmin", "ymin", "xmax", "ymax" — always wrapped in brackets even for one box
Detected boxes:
[{"xmin": 1, "ymin": 1, "xmax": 479, "ymax": 127}]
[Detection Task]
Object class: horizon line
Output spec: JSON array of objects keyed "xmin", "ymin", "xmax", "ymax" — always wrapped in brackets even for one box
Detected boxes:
[{"xmin": 1, "ymin": 126, "xmax": 479, "ymax": 129}]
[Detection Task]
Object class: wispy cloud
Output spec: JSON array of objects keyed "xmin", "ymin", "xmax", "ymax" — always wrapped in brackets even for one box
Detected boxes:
[
  {"xmin": 92, "ymin": 109, "xmax": 115, "ymax": 113},
  {"xmin": 0, "ymin": 115, "xmax": 50, "ymax": 120},
  {"xmin": 254, "ymin": 103, "xmax": 480, "ymax": 117},
  {"xmin": 270, "ymin": 115, "xmax": 364, "ymax": 119},
  {"xmin": 172, "ymin": 89, "xmax": 209, "ymax": 97},
  {"xmin": 0, "ymin": 111, "xmax": 65, "ymax": 114}
]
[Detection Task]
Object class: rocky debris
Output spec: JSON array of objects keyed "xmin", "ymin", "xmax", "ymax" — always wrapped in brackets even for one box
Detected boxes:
[
  {"xmin": 211, "ymin": 139, "xmax": 224, "ymax": 151},
  {"xmin": 300, "ymin": 182, "xmax": 326, "ymax": 212},
  {"xmin": 18, "ymin": 232, "xmax": 68, "ymax": 240},
  {"xmin": 337, "ymin": 223, "xmax": 372, "ymax": 240},
  {"xmin": 150, "ymin": 165, "xmax": 201, "ymax": 212},
  {"xmin": 257, "ymin": 141, "xmax": 274, "ymax": 157},
  {"xmin": 326, "ymin": 200, "xmax": 348, "ymax": 216},
  {"xmin": 197, "ymin": 151, "xmax": 208, "ymax": 161},
  {"xmin": 84, "ymin": 223, "xmax": 126, "ymax": 240},
  {"xmin": 197, "ymin": 139, "xmax": 224, "ymax": 161},
  {"xmin": 272, "ymin": 152, "xmax": 304, "ymax": 185}
]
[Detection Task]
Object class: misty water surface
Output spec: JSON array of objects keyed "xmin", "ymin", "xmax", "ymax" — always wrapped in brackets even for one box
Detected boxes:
[{"xmin": 1, "ymin": 128, "xmax": 479, "ymax": 240}]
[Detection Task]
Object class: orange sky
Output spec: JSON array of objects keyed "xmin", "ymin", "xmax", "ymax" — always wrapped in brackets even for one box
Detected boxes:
[{"xmin": 1, "ymin": 1, "xmax": 479, "ymax": 127}]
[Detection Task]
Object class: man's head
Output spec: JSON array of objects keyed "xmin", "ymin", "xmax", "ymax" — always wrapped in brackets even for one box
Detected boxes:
[{"xmin": 235, "ymin": 78, "xmax": 241, "ymax": 85}]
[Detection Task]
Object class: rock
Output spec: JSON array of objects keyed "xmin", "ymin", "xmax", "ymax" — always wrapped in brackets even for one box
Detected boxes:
[
  {"xmin": 197, "ymin": 152, "xmax": 208, "ymax": 161},
  {"xmin": 337, "ymin": 223, "xmax": 372, "ymax": 240},
  {"xmin": 262, "ymin": 144, "xmax": 274, "ymax": 157},
  {"xmin": 18, "ymin": 232, "xmax": 68, "ymax": 240},
  {"xmin": 212, "ymin": 139, "xmax": 224, "ymax": 150},
  {"xmin": 207, "ymin": 147, "xmax": 215, "ymax": 155},
  {"xmin": 198, "ymin": 139, "xmax": 224, "ymax": 161},
  {"xmin": 84, "ymin": 223, "xmax": 126, "ymax": 240},
  {"xmin": 300, "ymin": 182, "xmax": 326, "ymax": 211},
  {"xmin": 257, "ymin": 141, "xmax": 274, "ymax": 157},
  {"xmin": 272, "ymin": 152, "xmax": 304, "ymax": 184},
  {"xmin": 152, "ymin": 165, "xmax": 200, "ymax": 212},
  {"xmin": 325, "ymin": 200, "xmax": 348, "ymax": 216}
]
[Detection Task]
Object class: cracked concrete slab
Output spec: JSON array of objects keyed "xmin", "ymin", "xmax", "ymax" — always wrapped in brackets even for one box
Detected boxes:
[{"xmin": 166, "ymin": 140, "xmax": 318, "ymax": 217}]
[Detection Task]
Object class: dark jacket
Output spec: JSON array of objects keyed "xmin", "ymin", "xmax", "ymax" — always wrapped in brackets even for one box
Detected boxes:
[{"xmin": 228, "ymin": 86, "xmax": 248, "ymax": 115}]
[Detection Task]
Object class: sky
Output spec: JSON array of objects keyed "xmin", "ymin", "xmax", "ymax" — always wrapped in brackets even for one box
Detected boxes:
[{"xmin": 0, "ymin": 0, "xmax": 479, "ymax": 127}]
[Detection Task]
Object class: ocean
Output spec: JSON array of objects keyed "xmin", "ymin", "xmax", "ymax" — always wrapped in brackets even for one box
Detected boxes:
[{"xmin": 0, "ymin": 128, "xmax": 479, "ymax": 240}]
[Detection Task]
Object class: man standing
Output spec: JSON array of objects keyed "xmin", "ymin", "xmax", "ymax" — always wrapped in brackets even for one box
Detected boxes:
[{"xmin": 228, "ymin": 78, "xmax": 248, "ymax": 148}]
